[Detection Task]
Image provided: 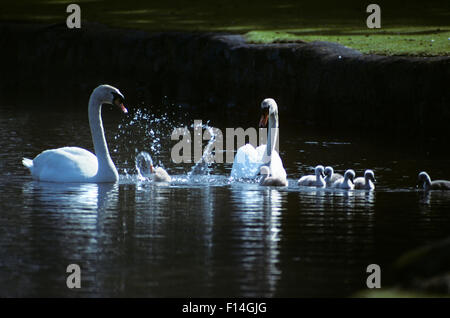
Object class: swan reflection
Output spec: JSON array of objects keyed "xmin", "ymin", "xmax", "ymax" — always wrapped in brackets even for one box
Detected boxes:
[
  {"xmin": 22, "ymin": 181, "xmax": 117, "ymax": 214},
  {"xmin": 296, "ymin": 187, "xmax": 375, "ymax": 213},
  {"xmin": 418, "ymin": 189, "xmax": 450, "ymax": 207},
  {"xmin": 230, "ymin": 184, "xmax": 286, "ymax": 296},
  {"xmin": 19, "ymin": 181, "xmax": 118, "ymax": 296}
]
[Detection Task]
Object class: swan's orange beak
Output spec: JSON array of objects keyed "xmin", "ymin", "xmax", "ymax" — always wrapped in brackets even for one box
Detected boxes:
[
  {"xmin": 114, "ymin": 99, "xmax": 128, "ymax": 114},
  {"xmin": 119, "ymin": 103, "xmax": 128, "ymax": 114},
  {"xmin": 150, "ymin": 165, "xmax": 154, "ymax": 173},
  {"xmin": 259, "ymin": 113, "xmax": 269, "ymax": 128}
]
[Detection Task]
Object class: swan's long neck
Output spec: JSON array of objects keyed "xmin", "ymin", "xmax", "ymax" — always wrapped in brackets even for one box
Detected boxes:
[
  {"xmin": 88, "ymin": 95, "xmax": 117, "ymax": 176},
  {"xmin": 316, "ymin": 171, "xmax": 322, "ymax": 181},
  {"xmin": 423, "ymin": 175, "xmax": 432, "ymax": 189},
  {"xmin": 325, "ymin": 171, "xmax": 332, "ymax": 183},
  {"xmin": 265, "ymin": 112, "xmax": 278, "ymax": 160},
  {"xmin": 344, "ymin": 174, "xmax": 351, "ymax": 185}
]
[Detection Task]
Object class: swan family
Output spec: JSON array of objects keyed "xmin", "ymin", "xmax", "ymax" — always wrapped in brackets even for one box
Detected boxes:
[{"xmin": 22, "ymin": 85, "xmax": 450, "ymax": 191}]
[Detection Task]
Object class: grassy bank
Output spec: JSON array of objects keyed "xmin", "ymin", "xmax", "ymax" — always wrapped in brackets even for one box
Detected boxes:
[
  {"xmin": 1, "ymin": 0, "xmax": 449, "ymax": 56},
  {"xmin": 245, "ymin": 27, "xmax": 450, "ymax": 56}
]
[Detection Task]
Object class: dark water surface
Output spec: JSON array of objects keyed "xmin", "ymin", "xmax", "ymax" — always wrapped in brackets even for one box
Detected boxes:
[{"xmin": 1, "ymin": 104, "xmax": 450, "ymax": 297}]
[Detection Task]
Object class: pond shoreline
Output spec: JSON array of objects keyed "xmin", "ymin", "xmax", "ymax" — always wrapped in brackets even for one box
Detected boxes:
[{"xmin": 1, "ymin": 22, "xmax": 449, "ymax": 148}]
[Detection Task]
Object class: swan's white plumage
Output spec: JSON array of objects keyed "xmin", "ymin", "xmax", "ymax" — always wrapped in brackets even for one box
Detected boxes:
[
  {"xmin": 298, "ymin": 165, "xmax": 325, "ymax": 187},
  {"xmin": 259, "ymin": 165, "xmax": 287, "ymax": 187},
  {"xmin": 22, "ymin": 84, "xmax": 126, "ymax": 183},
  {"xmin": 153, "ymin": 166, "xmax": 172, "ymax": 182},
  {"xmin": 24, "ymin": 147, "xmax": 98, "ymax": 183},
  {"xmin": 231, "ymin": 144, "xmax": 266, "ymax": 179},
  {"xmin": 324, "ymin": 166, "xmax": 343, "ymax": 187},
  {"xmin": 332, "ymin": 169, "xmax": 355, "ymax": 190},
  {"xmin": 231, "ymin": 144, "xmax": 285, "ymax": 180},
  {"xmin": 22, "ymin": 158, "xmax": 33, "ymax": 171},
  {"xmin": 354, "ymin": 169, "xmax": 376, "ymax": 190}
]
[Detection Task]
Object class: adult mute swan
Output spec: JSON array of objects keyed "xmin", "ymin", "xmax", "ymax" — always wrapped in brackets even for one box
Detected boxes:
[
  {"xmin": 231, "ymin": 98, "xmax": 287, "ymax": 186},
  {"xmin": 298, "ymin": 165, "xmax": 326, "ymax": 187},
  {"xmin": 354, "ymin": 169, "xmax": 376, "ymax": 190},
  {"xmin": 417, "ymin": 172, "xmax": 450, "ymax": 191},
  {"xmin": 324, "ymin": 166, "xmax": 343, "ymax": 187},
  {"xmin": 22, "ymin": 84, "xmax": 127, "ymax": 183},
  {"xmin": 332, "ymin": 169, "xmax": 355, "ymax": 190}
]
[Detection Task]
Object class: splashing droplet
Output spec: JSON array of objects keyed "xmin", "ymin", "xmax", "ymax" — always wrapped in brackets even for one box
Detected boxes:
[
  {"xmin": 135, "ymin": 151, "xmax": 153, "ymax": 180},
  {"xmin": 189, "ymin": 125, "xmax": 217, "ymax": 177}
]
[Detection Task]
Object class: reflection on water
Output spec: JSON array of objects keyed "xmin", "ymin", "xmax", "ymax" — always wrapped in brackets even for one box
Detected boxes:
[
  {"xmin": 229, "ymin": 184, "xmax": 285, "ymax": 296},
  {"xmin": 1, "ymin": 106, "xmax": 450, "ymax": 297},
  {"xmin": 22, "ymin": 181, "xmax": 117, "ymax": 214}
]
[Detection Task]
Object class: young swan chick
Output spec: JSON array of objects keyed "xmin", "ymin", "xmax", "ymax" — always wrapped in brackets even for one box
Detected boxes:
[
  {"xmin": 417, "ymin": 171, "xmax": 450, "ymax": 191},
  {"xmin": 324, "ymin": 166, "xmax": 343, "ymax": 187},
  {"xmin": 136, "ymin": 151, "xmax": 171, "ymax": 183},
  {"xmin": 332, "ymin": 169, "xmax": 355, "ymax": 190},
  {"xmin": 298, "ymin": 165, "xmax": 326, "ymax": 188},
  {"xmin": 152, "ymin": 165, "xmax": 172, "ymax": 183},
  {"xmin": 354, "ymin": 169, "xmax": 376, "ymax": 190},
  {"xmin": 259, "ymin": 166, "xmax": 288, "ymax": 187}
]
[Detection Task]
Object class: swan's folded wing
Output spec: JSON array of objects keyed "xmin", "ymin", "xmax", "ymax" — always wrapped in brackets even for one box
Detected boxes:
[
  {"xmin": 269, "ymin": 151, "xmax": 287, "ymax": 180},
  {"xmin": 32, "ymin": 147, "xmax": 98, "ymax": 182}
]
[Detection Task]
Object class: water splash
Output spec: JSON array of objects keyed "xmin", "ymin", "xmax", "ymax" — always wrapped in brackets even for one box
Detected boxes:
[
  {"xmin": 188, "ymin": 123, "xmax": 216, "ymax": 178},
  {"xmin": 135, "ymin": 151, "xmax": 153, "ymax": 181},
  {"xmin": 113, "ymin": 106, "xmax": 187, "ymax": 175}
]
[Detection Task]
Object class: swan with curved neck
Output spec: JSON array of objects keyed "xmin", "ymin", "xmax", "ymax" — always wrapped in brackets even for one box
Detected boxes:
[
  {"xmin": 417, "ymin": 171, "xmax": 450, "ymax": 191},
  {"xmin": 136, "ymin": 151, "xmax": 171, "ymax": 183},
  {"xmin": 298, "ymin": 165, "xmax": 326, "ymax": 187},
  {"xmin": 332, "ymin": 169, "xmax": 355, "ymax": 190},
  {"xmin": 22, "ymin": 84, "xmax": 127, "ymax": 183},
  {"xmin": 324, "ymin": 166, "xmax": 343, "ymax": 187},
  {"xmin": 231, "ymin": 98, "xmax": 287, "ymax": 186},
  {"xmin": 260, "ymin": 99, "xmax": 278, "ymax": 163},
  {"xmin": 259, "ymin": 165, "xmax": 287, "ymax": 187},
  {"xmin": 354, "ymin": 169, "xmax": 376, "ymax": 190}
]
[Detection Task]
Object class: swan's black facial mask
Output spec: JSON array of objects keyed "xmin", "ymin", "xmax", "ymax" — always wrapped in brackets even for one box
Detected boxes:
[
  {"xmin": 259, "ymin": 108, "xmax": 269, "ymax": 128},
  {"xmin": 111, "ymin": 92, "xmax": 128, "ymax": 114}
]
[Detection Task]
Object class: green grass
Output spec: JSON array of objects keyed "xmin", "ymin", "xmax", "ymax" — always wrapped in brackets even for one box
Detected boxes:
[
  {"xmin": 1, "ymin": 0, "xmax": 449, "ymax": 56},
  {"xmin": 245, "ymin": 27, "xmax": 450, "ymax": 56},
  {"xmin": 354, "ymin": 288, "xmax": 448, "ymax": 298}
]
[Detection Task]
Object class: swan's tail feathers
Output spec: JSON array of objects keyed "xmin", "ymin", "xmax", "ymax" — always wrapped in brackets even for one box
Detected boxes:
[{"xmin": 22, "ymin": 158, "xmax": 33, "ymax": 172}]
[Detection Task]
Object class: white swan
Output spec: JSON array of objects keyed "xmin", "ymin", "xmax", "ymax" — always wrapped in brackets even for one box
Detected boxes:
[
  {"xmin": 417, "ymin": 171, "xmax": 450, "ymax": 191},
  {"xmin": 354, "ymin": 169, "xmax": 376, "ymax": 190},
  {"xmin": 332, "ymin": 169, "xmax": 355, "ymax": 190},
  {"xmin": 324, "ymin": 166, "xmax": 343, "ymax": 187},
  {"xmin": 22, "ymin": 84, "xmax": 127, "ymax": 183},
  {"xmin": 259, "ymin": 165, "xmax": 288, "ymax": 187},
  {"xmin": 298, "ymin": 165, "xmax": 326, "ymax": 187},
  {"xmin": 230, "ymin": 98, "xmax": 287, "ymax": 185}
]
